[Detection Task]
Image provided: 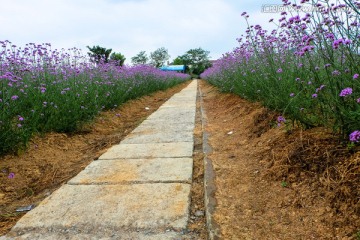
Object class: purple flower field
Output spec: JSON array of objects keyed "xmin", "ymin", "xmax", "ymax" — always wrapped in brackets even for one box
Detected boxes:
[
  {"xmin": 0, "ymin": 41, "xmax": 189, "ymax": 154},
  {"xmin": 201, "ymin": 0, "xmax": 359, "ymax": 142}
]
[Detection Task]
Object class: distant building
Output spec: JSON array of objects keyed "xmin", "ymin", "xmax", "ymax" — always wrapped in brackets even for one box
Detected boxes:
[{"xmin": 159, "ymin": 65, "xmax": 186, "ymax": 73}]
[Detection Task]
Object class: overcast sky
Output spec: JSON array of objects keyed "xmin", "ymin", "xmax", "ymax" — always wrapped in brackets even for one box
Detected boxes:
[{"xmin": 0, "ymin": 0, "xmax": 282, "ymax": 62}]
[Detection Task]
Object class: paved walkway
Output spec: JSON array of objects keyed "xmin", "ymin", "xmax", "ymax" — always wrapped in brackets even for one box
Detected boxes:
[{"xmin": 2, "ymin": 80, "xmax": 198, "ymax": 240}]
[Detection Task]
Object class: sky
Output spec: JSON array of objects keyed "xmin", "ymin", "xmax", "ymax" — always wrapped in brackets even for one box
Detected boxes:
[{"xmin": 0, "ymin": 0, "xmax": 283, "ymax": 62}]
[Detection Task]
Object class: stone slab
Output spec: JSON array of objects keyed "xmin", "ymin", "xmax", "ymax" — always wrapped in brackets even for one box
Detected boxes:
[
  {"xmin": 133, "ymin": 121, "xmax": 194, "ymax": 132},
  {"xmin": 166, "ymin": 96, "xmax": 196, "ymax": 101},
  {"xmin": 121, "ymin": 129, "xmax": 193, "ymax": 143},
  {"xmin": 1, "ymin": 231, "xmax": 184, "ymax": 240},
  {"xmin": 11, "ymin": 184, "xmax": 191, "ymax": 231},
  {"xmin": 147, "ymin": 109, "xmax": 196, "ymax": 122},
  {"xmin": 68, "ymin": 158, "xmax": 193, "ymax": 184},
  {"xmin": 140, "ymin": 116, "xmax": 195, "ymax": 124},
  {"xmin": 98, "ymin": 142, "xmax": 193, "ymax": 160},
  {"xmin": 165, "ymin": 92, "xmax": 196, "ymax": 97},
  {"xmin": 159, "ymin": 102, "xmax": 196, "ymax": 108}
]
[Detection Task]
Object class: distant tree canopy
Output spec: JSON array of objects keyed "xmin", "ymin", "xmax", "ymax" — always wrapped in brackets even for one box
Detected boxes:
[
  {"xmin": 173, "ymin": 48, "xmax": 211, "ymax": 75},
  {"xmin": 131, "ymin": 51, "xmax": 149, "ymax": 65},
  {"xmin": 150, "ymin": 47, "xmax": 170, "ymax": 68},
  {"xmin": 87, "ymin": 45, "xmax": 125, "ymax": 66},
  {"xmin": 110, "ymin": 52, "xmax": 126, "ymax": 66},
  {"xmin": 87, "ymin": 45, "xmax": 112, "ymax": 64}
]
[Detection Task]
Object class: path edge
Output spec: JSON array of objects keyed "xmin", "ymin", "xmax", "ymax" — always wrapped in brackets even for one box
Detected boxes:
[{"xmin": 198, "ymin": 80, "xmax": 221, "ymax": 240}]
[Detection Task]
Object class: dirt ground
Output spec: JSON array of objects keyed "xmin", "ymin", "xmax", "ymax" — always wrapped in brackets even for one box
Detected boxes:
[
  {"xmin": 1, "ymin": 80, "xmax": 359, "ymax": 239},
  {"xmin": 0, "ymin": 81, "xmax": 191, "ymax": 236},
  {"xmin": 199, "ymin": 80, "xmax": 359, "ymax": 239}
]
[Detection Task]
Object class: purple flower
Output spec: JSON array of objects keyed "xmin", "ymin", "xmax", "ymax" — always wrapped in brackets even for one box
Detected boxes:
[
  {"xmin": 353, "ymin": 73, "xmax": 359, "ymax": 79},
  {"xmin": 332, "ymin": 70, "xmax": 340, "ymax": 76},
  {"xmin": 277, "ymin": 68, "xmax": 283, "ymax": 73},
  {"xmin": 344, "ymin": 39, "xmax": 352, "ymax": 45},
  {"xmin": 290, "ymin": 93, "xmax": 295, "ymax": 97},
  {"xmin": 277, "ymin": 116, "xmax": 286, "ymax": 127},
  {"xmin": 349, "ymin": 130, "xmax": 360, "ymax": 142},
  {"xmin": 8, "ymin": 172, "xmax": 15, "ymax": 179},
  {"xmin": 277, "ymin": 116, "xmax": 286, "ymax": 123},
  {"xmin": 332, "ymin": 39, "xmax": 350, "ymax": 49},
  {"xmin": 18, "ymin": 116, "xmax": 24, "ymax": 121},
  {"xmin": 339, "ymin": 87, "xmax": 352, "ymax": 97},
  {"xmin": 356, "ymin": 98, "xmax": 360, "ymax": 103},
  {"xmin": 11, "ymin": 95, "xmax": 19, "ymax": 100},
  {"xmin": 316, "ymin": 85, "xmax": 326, "ymax": 92},
  {"xmin": 312, "ymin": 93, "xmax": 318, "ymax": 98}
]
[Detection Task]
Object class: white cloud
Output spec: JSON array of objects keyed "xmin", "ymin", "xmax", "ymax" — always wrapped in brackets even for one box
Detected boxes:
[{"xmin": 0, "ymin": 0, "xmax": 284, "ymax": 61}]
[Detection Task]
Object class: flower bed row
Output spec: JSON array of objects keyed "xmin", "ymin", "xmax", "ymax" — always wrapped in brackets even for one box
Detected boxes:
[
  {"xmin": 201, "ymin": 0, "xmax": 359, "ymax": 143},
  {"xmin": 0, "ymin": 41, "xmax": 189, "ymax": 155}
]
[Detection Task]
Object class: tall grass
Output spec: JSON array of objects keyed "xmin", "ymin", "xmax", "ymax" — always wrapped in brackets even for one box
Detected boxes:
[
  {"xmin": 0, "ymin": 41, "xmax": 189, "ymax": 154},
  {"xmin": 201, "ymin": 0, "xmax": 360, "ymax": 142}
]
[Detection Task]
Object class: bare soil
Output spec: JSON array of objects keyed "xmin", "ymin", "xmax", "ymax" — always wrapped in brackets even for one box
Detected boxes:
[
  {"xmin": 199, "ymin": 80, "xmax": 359, "ymax": 239},
  {"xmin": 0, "ymin": 81, "xmax": 191, "ymax": 236}
]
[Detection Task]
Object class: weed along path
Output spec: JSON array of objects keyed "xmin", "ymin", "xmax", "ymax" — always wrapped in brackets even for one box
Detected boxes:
[{"xmin": 1, "ymin": 80, "xmax": 200, "ymax": 239}]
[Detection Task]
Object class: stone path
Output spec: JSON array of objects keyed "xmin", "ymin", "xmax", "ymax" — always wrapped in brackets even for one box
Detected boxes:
[{"xmin": 2, "ymin": 80, "xmax": 198, "ymax": 240}]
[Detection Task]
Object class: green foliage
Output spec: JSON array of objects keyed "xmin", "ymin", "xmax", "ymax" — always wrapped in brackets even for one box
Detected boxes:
[
  {"xmin": 150, "ymin": 47, "xmax": 170, "ymax": 68},
  {"xmin": 110, "ymin": 52, "xmax": 126, "ymax": 66},
  {"xmin": 201, "ymin": 1, "xmax": 360, "ymax": 141},
  {"xmin": 131, "ymin": 51, "xmax": 149, "ymax": 65},
  {"xmin": 185, "ymin": 48, "xmax": 212, "ymax": 75},
  {"xmin": 355, "ymin": 230, "xmax": 360, "ymax": 240},
  {"xmin": 173, "ymin": 48, "xmax": 212, "ymax": 75},
  {"xmin": 0, "ymin": 42, "xmax": 189, "ymax": 155},
  {"xmin": 172, "ymin": 57, "xmax": 186, "ymax": 66},
  {"xmin": 281, "ymin": 181, "xmax": 288, "ymax": 188},
  {"xmin": 87, "ymin": 45, "xmax": 112, "ymax": 64}
]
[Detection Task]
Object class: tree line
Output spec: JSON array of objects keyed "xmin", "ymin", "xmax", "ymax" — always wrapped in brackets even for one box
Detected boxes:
[{"xmin": 87, "ymin": 45, "xmax": 212, "ymax": 76}]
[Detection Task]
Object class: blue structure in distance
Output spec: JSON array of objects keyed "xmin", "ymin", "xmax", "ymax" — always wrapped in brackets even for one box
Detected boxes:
[{"xmin": 159, "ymin": 65, "xmax": 186, "ymax": 72}]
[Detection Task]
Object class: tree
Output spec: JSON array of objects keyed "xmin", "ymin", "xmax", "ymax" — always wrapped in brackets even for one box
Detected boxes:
[
  {"xmin": 172, "ymin": 57, "xmax": 184, "ymax": 65},
  {"xmin": 150, "ymin": 47, "xmax": 170, "ymax": 68},
  {"xmin": 171, "ymin": 55, "xmax": 191, "ymax": 66},
  {"xmin": 131, "ymin": 51, "xmax": 148, "ymax": 65},
  {"xmin": 110, "ymin": 52, "xmax": 126, "ymax": 66},
  {"xmin": 87, "ymin": 45, "xmax": 112, "ymax": 64},
  {"xmin": 183, "ymin": 48, "xmax": 212, "ymax": 75},
  {"xmin": 172, "ymin": 48, "xmax": 212, "ymax": 75}
]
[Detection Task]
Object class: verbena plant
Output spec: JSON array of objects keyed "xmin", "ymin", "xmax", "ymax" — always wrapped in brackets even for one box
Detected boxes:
[
  {"xmin": 0, "ymin": 41, "xmax": 189, "ymax": 154},
  {"xmin": 201, "ymin": 0, "xmax": 360, "ymax": 143}
]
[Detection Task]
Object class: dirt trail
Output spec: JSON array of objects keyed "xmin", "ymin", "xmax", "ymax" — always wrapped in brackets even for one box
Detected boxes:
[{"xmin": 199, "ymin": 80, "xmax": 359, "ymax": 239}]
